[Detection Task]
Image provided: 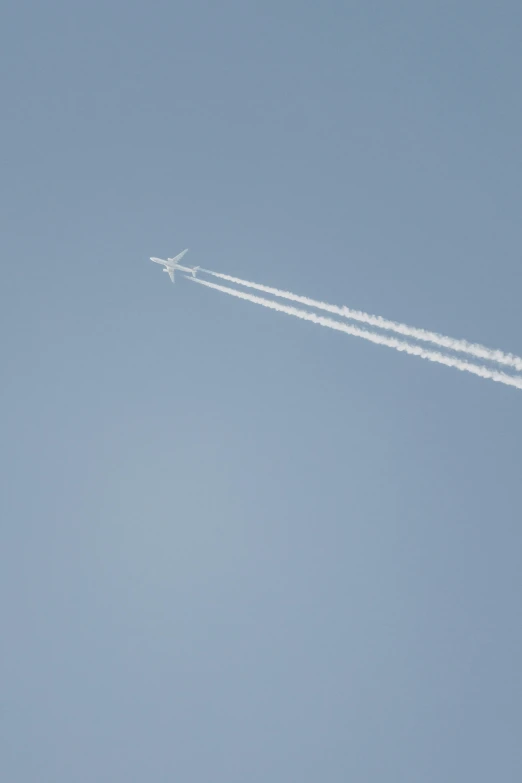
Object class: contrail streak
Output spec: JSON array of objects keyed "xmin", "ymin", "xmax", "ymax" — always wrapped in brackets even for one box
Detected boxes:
[
  {"xmin": 200, "ymin": 270, "xmax": 522, "ymax": 372},
  {"xmin": 189, "ymin": 277, "xmax": 522, "ymax": 391}
]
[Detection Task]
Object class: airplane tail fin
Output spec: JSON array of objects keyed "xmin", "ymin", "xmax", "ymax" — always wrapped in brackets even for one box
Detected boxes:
[{"xmin": 192, "ymin": 266, "xmax": 200, "ymax": 277}]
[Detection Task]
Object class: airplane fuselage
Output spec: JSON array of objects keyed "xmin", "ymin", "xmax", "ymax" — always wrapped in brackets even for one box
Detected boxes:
[
  {"xmin": 162, "ymin": 263, "xmax": 196, "ymax": 275},
  {"xmin": 150, "ymin": 253, "xmax": 199, "ymax": 282}
]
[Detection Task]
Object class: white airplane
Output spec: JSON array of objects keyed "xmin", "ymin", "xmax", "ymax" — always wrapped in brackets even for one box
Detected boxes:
[{"xmin": 150, "ymin": 249, "xmax": 200, "ymax": 283}]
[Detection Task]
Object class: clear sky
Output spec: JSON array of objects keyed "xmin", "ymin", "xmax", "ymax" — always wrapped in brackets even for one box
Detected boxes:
[{"xmin": 2, "ymin": 1, "xmax": 522, "ymax": 780}]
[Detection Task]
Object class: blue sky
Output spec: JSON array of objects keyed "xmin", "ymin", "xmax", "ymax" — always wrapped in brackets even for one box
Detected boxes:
[{"xmin": 2, "ymin": 1, "xmax": 522, "ymax": 780}]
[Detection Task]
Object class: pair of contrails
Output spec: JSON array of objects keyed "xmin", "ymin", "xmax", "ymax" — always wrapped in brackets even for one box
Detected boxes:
[{"xmin": 150, "ymin": 251, "xmax": 522, "ymax": 391}]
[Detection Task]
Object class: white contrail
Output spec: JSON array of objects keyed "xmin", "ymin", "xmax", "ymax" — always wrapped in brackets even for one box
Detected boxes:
[
  {"xmin": 189, "ymin": 277, "xmax": 522, "ymax": 391},
  {"xmin": 200, "ymin": 269, "xmax": 522, "ymax": 372}
]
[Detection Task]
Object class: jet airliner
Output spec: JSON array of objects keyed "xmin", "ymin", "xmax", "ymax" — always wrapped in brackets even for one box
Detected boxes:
[{"xmin": 150, "ymin": 249, "xmax": 200, "ymax": 283}]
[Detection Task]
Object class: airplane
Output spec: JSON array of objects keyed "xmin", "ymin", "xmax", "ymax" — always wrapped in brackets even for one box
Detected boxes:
[{"xmin": 150, "ymin": 249, "xmax": 200, "ymax": 283}]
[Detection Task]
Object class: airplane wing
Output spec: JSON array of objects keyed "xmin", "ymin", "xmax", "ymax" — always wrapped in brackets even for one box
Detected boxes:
[
  {"xmin": 167, "ymin": 268, "xmax": 175, "ymax": 283},
  {"xmin": 168, "ymin": 248, "xmax": 189, "ymax": 264}
]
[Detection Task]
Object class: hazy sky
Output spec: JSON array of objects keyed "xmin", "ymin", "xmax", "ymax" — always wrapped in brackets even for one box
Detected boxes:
[{"xmin": 2, "ymin": 1, "xmax": 522, "ymax": 780}]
